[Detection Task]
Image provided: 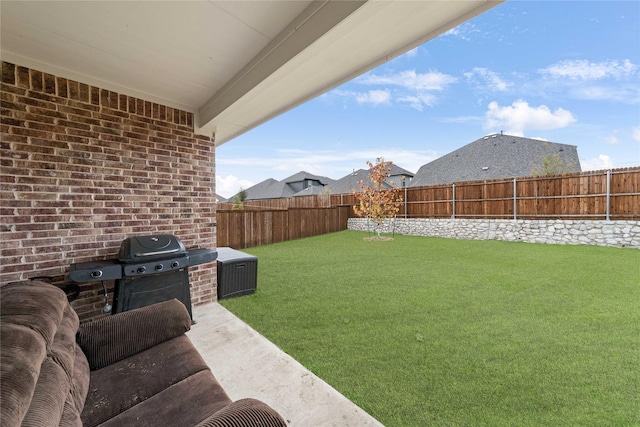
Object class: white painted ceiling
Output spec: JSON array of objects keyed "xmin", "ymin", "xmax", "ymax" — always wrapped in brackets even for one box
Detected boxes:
[{"xmin": 1, "ymin": 1, "xmax": 503, "ymax": 145}]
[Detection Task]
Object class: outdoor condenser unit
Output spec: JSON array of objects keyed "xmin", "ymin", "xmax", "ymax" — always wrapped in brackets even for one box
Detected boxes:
[{"xmin": 216, "ymin": 247, "xmax": 257, "ymax": 299}]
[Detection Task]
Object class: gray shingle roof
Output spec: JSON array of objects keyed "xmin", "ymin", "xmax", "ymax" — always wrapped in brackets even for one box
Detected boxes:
[
  {"xmin": 388, "ymin": 164, "xmax": 414, "ymax": 178},
  {"xmin": 326, "ymin": 163, "xmax": 415, "ymax": 195},
  {"xmin": 241, "ymin": 178, "xmax": 295, "ymax": 200},
  {"xmin": 291, "ymin": 186, "xmax": 329, "ymax": 197},
  {"xmin": 410, "ymin": 133, "xmax": 581, "ymax": 187},
  {"xmin": 235, "ymin": 171, "xmax": 336, "ymax": 200},
  {"xmin": 282, "ymin": 171, "xmax": 334, "ymax": 185},
  {"xmin": 326, "ymin": 169, "xmax": 371, "ymax": 194}
]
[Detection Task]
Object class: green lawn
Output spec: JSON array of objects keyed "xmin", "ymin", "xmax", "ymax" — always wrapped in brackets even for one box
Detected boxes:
[{"xmin": 219, "ymin": 230, "xmax": 640, "ymax": 426}]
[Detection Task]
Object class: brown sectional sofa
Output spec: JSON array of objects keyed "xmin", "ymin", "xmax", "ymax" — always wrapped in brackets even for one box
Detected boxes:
[{"xmin": 0, "ymin": 280, "xmax": 287, "ymax": 427}]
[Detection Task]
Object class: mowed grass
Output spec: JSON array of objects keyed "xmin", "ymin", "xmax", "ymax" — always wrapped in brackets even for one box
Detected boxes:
[{"xmin": 220, "ymin": 230, "xmax": 640, "ymax": 426}]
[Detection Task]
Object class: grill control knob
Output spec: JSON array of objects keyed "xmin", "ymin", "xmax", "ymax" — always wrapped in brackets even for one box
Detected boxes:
[
  {"xmin": 155, "ymin": 264, "xmax": 164, "ymax": 271},
  {"xmin": 90, "ymin": 270, "xmax": 103, "ymax": 278},
  {"xmin": 171, "ymin": 261, "xmax": 179, "ymax": 268},
  {"xmin": 137, "ymin": 266, "xmax": 146, "ymax": 274}
]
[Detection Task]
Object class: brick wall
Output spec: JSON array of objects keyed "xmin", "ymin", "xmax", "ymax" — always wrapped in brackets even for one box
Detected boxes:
[{"xmin": 1, "ymin": 61, "xmax": 217, "ymax": 322}]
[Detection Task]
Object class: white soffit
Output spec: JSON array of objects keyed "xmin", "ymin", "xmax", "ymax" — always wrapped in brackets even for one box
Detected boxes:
[{"xmin": 0, "ymin": 0, "xmax": 313, "ymax": 111}]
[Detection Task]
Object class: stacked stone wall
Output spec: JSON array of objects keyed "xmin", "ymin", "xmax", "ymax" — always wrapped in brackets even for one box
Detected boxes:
[{"xmin": 348, "ymin": 218, "xmax": 640, "ymax": 248}]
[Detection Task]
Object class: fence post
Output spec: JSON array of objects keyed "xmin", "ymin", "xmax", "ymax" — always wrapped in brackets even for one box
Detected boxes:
[
  {"xmin": 452, "ymin": 183, "xmax": 456, "ymax": 219},
  {"xmin": 606, "ymin": 170, "xmax": 611, "ymax": 220},
  {"xmin": 404, "ymin": 182, "xmax": 407, "ymax": 219},
  {"xmin": 513, "ymin": 178, "xmax": 517, "ymax": 220}
]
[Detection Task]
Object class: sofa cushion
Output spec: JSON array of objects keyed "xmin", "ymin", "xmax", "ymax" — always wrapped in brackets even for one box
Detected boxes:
[
  {"xmin": 81, "ymin": 334, "xmax": 224, "ymax": 427},
  {"xmin": 77, "ymin": 298, "xmax": 191, "ymax": 370},
  {"xmin": 96, "ymin": 370, "xmax": 232, "ymax": 427},
  {"xmin": 59, "ymin": 344, "xmax": 91, "ymax": 427},
  {"xmin": 0, "ymin": 281, "xmax": 87, "ymax": 427}
]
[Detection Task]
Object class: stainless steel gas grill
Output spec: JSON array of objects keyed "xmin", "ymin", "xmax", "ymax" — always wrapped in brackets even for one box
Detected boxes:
[{"xmin": 69, "ymin": 234, "xmax": 216, "ymax": 322}]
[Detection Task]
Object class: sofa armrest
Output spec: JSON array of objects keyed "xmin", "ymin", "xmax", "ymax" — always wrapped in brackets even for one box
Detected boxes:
[
  {"xmin": 76, "ymin": 299, "xmax": 191, "ymax": 370},
  {"xmin": 195, "ymin": 398, "xmax": 287, "ymax": 427}
]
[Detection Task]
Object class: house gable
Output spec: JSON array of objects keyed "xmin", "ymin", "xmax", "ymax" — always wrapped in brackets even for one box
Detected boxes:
[{"xmin": 410, "ymin": 133, "xmax": 581, "ymax": 187}]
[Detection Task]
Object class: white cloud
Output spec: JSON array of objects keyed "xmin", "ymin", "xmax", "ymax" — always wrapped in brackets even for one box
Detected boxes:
[
  {"xmin": 355, "ymin": 90, "xmax": 391, "ymax": 106},
  {"xmin": 360, "ymin": 70, "xmax": 457, "ymax": 91},
  {"xmin": 396, "ymin": 94, "xmax": 437, "ymax": 111},
  {"xmin": 216, "ymin": 174, "xmax": 255, "ymax": 199},
  {"xmin": 440, "ymin": 22, "xmax": 479, "ymax": 41},
  {"xmin": 352, "ymin": 69, "xmax": 457, "ymax": 111},
  {"xmin": 569, "ymin": 84, "xmax": 640, "ymax": 103},
  {"xmin": 539, "ymin": 59, "xmax": 637, "ymax": 80},
  {"xmin": 605, "ymin": 130, "xmax": 620, "ymax": 145},
  {"xmin": 464, "ymin": 67, "xmax": 512, "ymax": 91},
  {"xmin": 633, "ymin": 126, "xmax": 640, "ymax": 142},
  {"xmin": 484, "ymin": 100, "xmax": 576, "ymax": 135},
  {"xmin": 438, "ymin": 115, "xmax": 483, "ymax": 125},
  {"xmin": 581, "ymin": 155, "xmax": 614, "ymax": 171}
]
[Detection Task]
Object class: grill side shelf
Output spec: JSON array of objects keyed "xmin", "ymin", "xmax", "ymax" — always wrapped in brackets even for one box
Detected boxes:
[{"xmin": 187, "ymin": 248, "xmax": 217, "ymax": 266}]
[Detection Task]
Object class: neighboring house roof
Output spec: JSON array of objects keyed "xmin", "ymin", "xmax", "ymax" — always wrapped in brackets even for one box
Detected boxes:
[
  {"xmin": 291, "ymin": 186, "xmax": 329, "ymax": 197},
  {"xmin": 282, "ymin": 171, "xmax": 334, "ymax": 186},
  {"xmin": 410, "ymin": 133, "xmax": 582, "ymax": 187},
  {"xmin": 388, "ymin": 164, "xmax": 414, "ymax": 178},
  {"xmin": 235, "ymin": 171, "xmax": 335, "ymax": 200},
  {"xmin": 241, "ymin": 179, "xmax": 294, "ymax": 200},
  {"xmin": 326, "ymin": 169, "xmax": 372, "ymax": 195},
  {"xmin": 327, "ymin": 164, "xmax": 415, "ymax": 195},
  {"xmin": 387, "ymin": 164, "xmax": 414, "ymax": 187}
]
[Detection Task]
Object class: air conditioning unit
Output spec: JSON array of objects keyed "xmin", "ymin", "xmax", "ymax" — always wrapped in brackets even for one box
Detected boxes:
[{"xmin": 216, "ymin": 247, "xmax": 257, "ymax": 299}]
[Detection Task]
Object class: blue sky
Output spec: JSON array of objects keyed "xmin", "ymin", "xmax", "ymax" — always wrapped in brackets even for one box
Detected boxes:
[{"xmin": 216, "ymin": 1, "xmax": 640, "ymax": 198}]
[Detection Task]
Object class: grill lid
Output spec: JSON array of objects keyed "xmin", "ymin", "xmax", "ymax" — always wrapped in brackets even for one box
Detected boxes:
[{"xmin": 118, "ymin": 234, "xmax": 187, "ymax": 263}]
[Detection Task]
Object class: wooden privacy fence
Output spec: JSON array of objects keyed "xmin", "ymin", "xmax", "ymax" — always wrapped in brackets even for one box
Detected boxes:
[
  {"xmin": 217, "ymin": 167, "xmax": 639, "ymax": 248},
  {"xmin": 335, "ymin": 167, "xmax": 640, "ymax": 220},
  {"xmin": 216, "ymin": 205, "xmax": 351, "ymax": 249}
]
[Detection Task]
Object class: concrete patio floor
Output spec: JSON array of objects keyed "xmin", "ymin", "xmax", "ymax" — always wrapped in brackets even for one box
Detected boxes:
[{"xmin": 187, "ymin": 302, "xmax": 384, "ymax": 427}]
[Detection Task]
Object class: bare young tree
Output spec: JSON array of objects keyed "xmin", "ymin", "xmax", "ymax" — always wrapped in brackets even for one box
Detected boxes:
[{"xmin": 353, "ymin": 158, "xmax": 403, "ymax": 238}]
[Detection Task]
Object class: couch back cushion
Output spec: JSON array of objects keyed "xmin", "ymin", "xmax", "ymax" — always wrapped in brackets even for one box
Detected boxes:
[{"xmin": 0, "ymin": 281, "xmax": 89, "ymax": 427}]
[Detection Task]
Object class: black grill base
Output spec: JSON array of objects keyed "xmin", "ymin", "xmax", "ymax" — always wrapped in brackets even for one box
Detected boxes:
[{"xmin": 113, "ymin": 269, "xmax": 193, "ymax": 322}]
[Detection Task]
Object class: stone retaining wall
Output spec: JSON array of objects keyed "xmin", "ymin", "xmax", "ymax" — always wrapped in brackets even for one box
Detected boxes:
[{"xmin": 347, "ymin": 218, "xmax": 640, "ymax": 248}]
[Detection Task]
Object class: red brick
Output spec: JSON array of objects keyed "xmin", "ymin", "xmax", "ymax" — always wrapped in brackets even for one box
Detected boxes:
[
  {"xmin": 1, "ymin": 100, "xmax": 27, "ymax": 112},
  {"xmin": 90, "ymin": 87, "xmax": 100, "ymax": 105},
  {"xmin": 109, "ymin": 91, "xmax": 119, "ymax": 108},
  {"xmin": 78, "ymin": 83, "xmax": 90, "ymax": 102},
  {"xmin": 68, "ymin": 80, "xmax": 79, "ymax": 100},
  {"xmin": 27, "ymin": 121, "xmax": 67, "ymax": 133},
  {"xmin": 44, "ymin": 73, "xmax": 56, "ymax": 94},
  {"xmin": 1, "ymin": 82, "xmax": 27, "ymax": 95},
  {"xmin": 30, "ymin": 69, "xmax": 44, "ymax": 92},
  {"xmin": 57, "ymin": 119, "xmax": 91, "ymax": 131},
  {"xmin": 16, "ymin": 66, "xmax": 30, "ymax": 88},
  {"xmin": 2, "ymin": 62, "xmax": 16, "ymax": 84},
  {"xmin": 99, "ymin": 89, "xmax": 109, "ymax": 106},
  {"xmin": 56, "ymin": 77, "xmax": 68, "ymax": 97}
]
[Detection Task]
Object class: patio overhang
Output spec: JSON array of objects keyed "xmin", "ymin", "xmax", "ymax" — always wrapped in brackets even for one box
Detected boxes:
[{"xmin": 1, "ymin": 0, "xmax": 503, "ymax": 145}]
